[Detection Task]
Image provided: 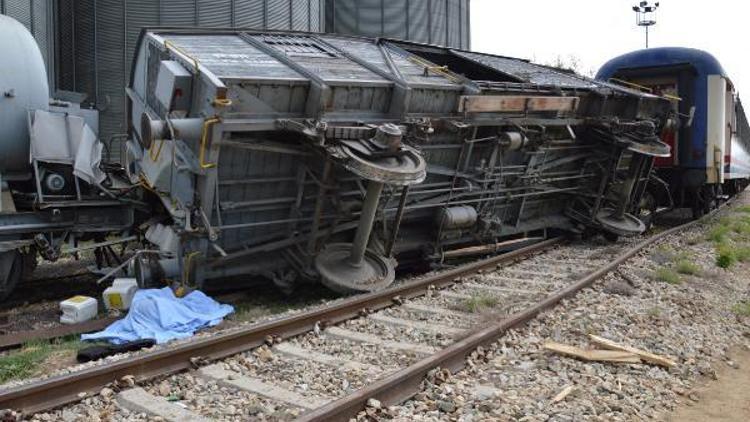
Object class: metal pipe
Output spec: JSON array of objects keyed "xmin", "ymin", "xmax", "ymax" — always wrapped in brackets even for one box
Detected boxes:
[
  {"xmin": 385, "ymin": 186, "xmax": 410, "ymax": 257},
  {"xmin": 308, "ymin": 161, "xmax": 332, "ymax": 256},
  {"xmin": 349, "ymin": 181, "xmax": 384, "ymax": 266}
]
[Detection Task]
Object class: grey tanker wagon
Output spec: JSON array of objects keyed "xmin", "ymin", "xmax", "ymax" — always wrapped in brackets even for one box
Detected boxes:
[{"xmin": 125, "ymin": 28, "xmax": 671, "ymax": 293}]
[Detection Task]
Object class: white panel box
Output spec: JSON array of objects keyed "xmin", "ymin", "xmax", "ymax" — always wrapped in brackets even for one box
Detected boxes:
[
  {"xmin": 155, "ymin": 60, "xmax": 193, "ymax": 112},
  {"xmin": 60, "ymin": 296, "xmax": 98, "ymax": 324}
]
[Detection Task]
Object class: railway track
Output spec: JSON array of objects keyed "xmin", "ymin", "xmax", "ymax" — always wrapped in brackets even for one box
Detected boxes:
[{"xmin": 0, "ymin": 210, "xmax": 715, "ymax": 421}]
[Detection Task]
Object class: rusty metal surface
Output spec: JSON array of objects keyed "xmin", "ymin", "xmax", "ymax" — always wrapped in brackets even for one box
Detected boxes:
[
  {"xmin": 296, "ymin": 217, "xmax": 712, "ymax": 422},
  {"xmin": 0, "ymin": 238, "xmax": 560, "ymax": 416}
]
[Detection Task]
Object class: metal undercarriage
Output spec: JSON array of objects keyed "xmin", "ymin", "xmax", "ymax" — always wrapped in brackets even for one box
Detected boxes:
[{"xmin": 118, "ymin": 29, "xmax": 673, "ymax": 294}]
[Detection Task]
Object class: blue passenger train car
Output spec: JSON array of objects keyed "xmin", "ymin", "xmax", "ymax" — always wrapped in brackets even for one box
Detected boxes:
[{"xmin": 597, "ymin": 47, "xmax": 750, "ymax": 217}]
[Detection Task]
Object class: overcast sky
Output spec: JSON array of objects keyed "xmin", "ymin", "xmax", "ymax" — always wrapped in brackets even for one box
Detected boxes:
[{"xmin": 471, "ymin": 0, "xmax": 747, "ymax": 95}]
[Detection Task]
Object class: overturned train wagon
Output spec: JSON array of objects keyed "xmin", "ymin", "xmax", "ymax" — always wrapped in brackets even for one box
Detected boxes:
[{"xmin": 126, "ymin": 28, "xmax": 672, "ymax": 293}]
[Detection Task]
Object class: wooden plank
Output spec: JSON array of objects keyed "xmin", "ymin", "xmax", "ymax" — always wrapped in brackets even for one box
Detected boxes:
[
  {"xmin": 459, "ymin": 95, "xmax": 579, "ymax": 113},
  {"xmin": 0, "ymin": 317, "xmax": 118, "ymax": 351},
  {"xmin": 543, "ymin": 341, "xmax": 641, "ymax": 364},
  {"xmin": 528, "ymin": 97, "xmax": 579, "ymax": 112},
  {"xmin": 588, "ymin": 334, "xmax": 677, "ymax": 368},
  {"xmin": 551, "ymin": 385, "xmax": 576, "ymax": 403}
]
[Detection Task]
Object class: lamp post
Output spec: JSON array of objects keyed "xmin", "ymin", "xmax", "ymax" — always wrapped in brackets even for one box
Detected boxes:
[{"xmin": 632, "ymin": 1, "xmax": 660, "ymax": 48}]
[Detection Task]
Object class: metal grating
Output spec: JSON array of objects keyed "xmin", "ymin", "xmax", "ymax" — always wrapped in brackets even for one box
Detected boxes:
[
  {"xmin": 198, "ymin": 0, "xmax": 232, "ymax": 27},
  {"xmin": 4, "ymin": 0, "xmax": 31, "ymax": 29},
  {"xmin": 383, "ymin": 0, "xmax": 407, "ymax": 40},
  {"xmin": 53, "ymin": 0, "xmax": 325, "ymax": 155},
  {"xmin": 407, "ymin": 0, "xmax": 429, "ymax": 44},
  {"xmin": 96, "ymin": 0, "xmax": 128, "ymax": 148},
  {"xmin": 160, "ymin": 0, "xmax": 197, "ymax": 26},
  {"xmin": 291, "ymin": 0, "xmax": 310, "ymax": 31},
  {"xmin": 356, "ymin": 0, "xmax": 381, "ymax": 38},
  {"xmin": 325, "ymin": 0, "xmax": 469, "ymax": 49},
  {"xmin": 267, "ymin": 0, "xmax": 291, "ymax": 30},
  {"xmin": 2, "ymin": 0, "xmax": 55, "ymax": 87},
  {"xmin": 235, "ymin": 0, "xmax": 265, "ymax": 27},
  {"xmin": 430, "ymin": 0, "xmax": 447, "ymax": 46}
]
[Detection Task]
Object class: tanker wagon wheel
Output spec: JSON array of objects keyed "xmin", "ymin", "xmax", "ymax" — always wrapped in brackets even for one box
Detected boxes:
[{"xmin": 0, "ymin": 251, "xmax": 23, "ymax": 302}]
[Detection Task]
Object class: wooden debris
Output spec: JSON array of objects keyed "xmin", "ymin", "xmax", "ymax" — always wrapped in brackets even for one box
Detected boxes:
[
  {"xmin": 551, "ymin": 385, "xmax": 576, "ymax": 403},
  {"xmin": 543, "ymin": 341, "xmax": 641, "ymax": 364},
  {"xmin": 588, "ymin": 334, "xmax": 677, "ymax": 368}
]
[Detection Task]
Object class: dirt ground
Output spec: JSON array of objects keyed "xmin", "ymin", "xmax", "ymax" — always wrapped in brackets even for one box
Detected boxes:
[{"xmin": 664, "ymin": 345, "xmax": 750, "ymax": 421}]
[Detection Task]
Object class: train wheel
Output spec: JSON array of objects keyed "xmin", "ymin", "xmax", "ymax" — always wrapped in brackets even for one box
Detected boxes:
[{"xmin": 0, "ymin": 251, "xmax": 23, "ymax": 301}]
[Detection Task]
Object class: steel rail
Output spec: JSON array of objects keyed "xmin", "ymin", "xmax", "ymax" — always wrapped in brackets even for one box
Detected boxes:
[
  {"xmin": 297, "ymin": 211, "xmax": 719, "ymax": 422},
  {"xmin": 0, "ymin": 238, "xmax": 562, "ymax": 416}
]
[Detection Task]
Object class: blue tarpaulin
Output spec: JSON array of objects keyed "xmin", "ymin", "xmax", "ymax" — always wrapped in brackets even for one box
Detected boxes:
[{"xmin": 82, "ymin": 287, "xmax": 234, "ymax": 345}]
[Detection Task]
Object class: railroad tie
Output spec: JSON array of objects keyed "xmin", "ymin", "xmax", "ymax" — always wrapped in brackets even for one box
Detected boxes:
[
  {"xmin": 197, "ymin": 364, "xmax": 329, "ymax": 410},
  {"xmin": 463, "ymin": 283, "xmax": 544, "ymax": 296},
  {"xmin": 501, "ymin": 268, "xmax": 570, "ymax": 278},
  {"xmin": 116, "ymin": 388, "xmax": 212, "ymax": 422},
  {"xmin": 325, "ymin": 326, "xmax": 438, "ymax": 355},
  {"xmin": 273, "ymin": 343, "xmax": 382, "ymax": 374},
  {"xmin": 503, "ymin": 268, "xmax": 566, "ymax": 278},
  {"xmin": 367, "ymin": 313, "xmax": 465, "ymax": 336},
  {"xmin": 401, "ymin": 303, "xmax": 479, "ymax": 320}
]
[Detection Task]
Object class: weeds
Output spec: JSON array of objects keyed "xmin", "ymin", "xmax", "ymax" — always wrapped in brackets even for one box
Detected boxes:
[
  {"xmin": 654, "ymin": 267, "xmax": 681, "ymax": 285},
  {"xmin": 736, "ymin": 205, "xmax": 750, "ymax": 214},
  {"xmin": 675, "ymin": 259, "xmax": 701, "ymax": 276},
  {"xmin": 731, "ymin": 301, "xmax": 750, "ymax": 317},
  {"xmin": 736, "ymin": 245, "xmax": 750, "ymax": 262},
  {"xmin": 716, "ymin": 244, "xmax": 737, "ymax": 269},
  {"xmin": 707, "ymin": 225, "xmax": 731, "ymax": 243},
  {"xmin": 646, "ymin": 306, "xmax": 662, "ymax": 317},
  {"xmin": 461, "ymin": 294, "xmax": 499, "ymax": 313},
  {"xmin": 0, "ymin": 337, "xmax": 90, "ymax": 384}
]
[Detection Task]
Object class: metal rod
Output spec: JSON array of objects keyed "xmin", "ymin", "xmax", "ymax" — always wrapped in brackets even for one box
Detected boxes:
[
  {"xmin": 307, "ymin": 161, "xmax": 332, "ymax": 256},
  {"xmin": 385, "ymin": 186, "xmax": 410, "ymax": 257},
  {"xmin": 349, "ymin": 181, "xmax": 384, "ymax": 265}
]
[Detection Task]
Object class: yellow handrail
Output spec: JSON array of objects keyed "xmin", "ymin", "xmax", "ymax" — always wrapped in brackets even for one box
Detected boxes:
[
  {"xmin": 199, "ymin": 117, "xmax": 221, "ymax": 169},
  {"xmin": 148, "ymin": 138, "xmax": 166, "ymax": 162},
  {"xmin": 164, "ymin": 39, "xmax": 200, "ymax": 75},
  {"xmin": 608, "ymin": 78, "xmax": 653, "ymax": 93}
]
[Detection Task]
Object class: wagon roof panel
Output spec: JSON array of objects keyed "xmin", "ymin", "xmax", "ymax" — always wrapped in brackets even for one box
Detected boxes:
[
  {"xmin": 249, "ymin": 34, "xmax": 390, "ymax": 84},
  {"xmin": 160, "ymin": 34, "xmax": 308, "ymax": 81},
  {"xmin": 453, "ymin": 50, "xmax": 598, "ymax": 89},
  {"xmin": 322, "ymin": 36, "xmax": 461, "ymax": 88}
]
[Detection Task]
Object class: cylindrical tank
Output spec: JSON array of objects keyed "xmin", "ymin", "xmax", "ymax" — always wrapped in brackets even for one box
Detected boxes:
[
  {"xmin": 325, "ymin": 0, "xmax": 471, "ymax": 49},
  {"xmin": 0, "ymin": 14, "xmax": 49, "ymax": 178},
  {"xmin": 55, "ymin": 0, "xmax": 325, "ymax": 160},
  {"xmin": 0, "ymin": 0, "xmax": 54, "ymax": 89}
]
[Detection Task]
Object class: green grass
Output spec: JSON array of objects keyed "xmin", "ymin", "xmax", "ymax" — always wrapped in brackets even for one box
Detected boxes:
[
  {"xmin": 716, "ymin": 244, "xmax": 738, "ymax": 269},
  {"xmin": 646, "ymin": 306, "xmax": 662, "ymax": 317},
  {"xmin": 707, "ymin": 225, "xmax": 732, "ymax": 243},
  {"xmin": 736, "ymin": 206, "xmax": 750, "ymax": 214},
  {"xmin": 654, "ymin": 267, "xmax": 681, "ymax": 285},
  {"xmin": 0, "ymin": 337, "xmax": 89, "ymax": 384},
  {"xmin": 675, "ymin": 259, "xmax": 701, "ymax": 276},
  {"xmin": 736, "ymin": 245, "xmax": 750, "ymax": 263},
  {"xmin": 461, "ymin": 294, "xmax": 500, "ymax": 313},
  {"xmin": 732, "ymin": 220, "xmax": 750, "ymax": 236},
  {"xmin": 731, "ymin": 301, "xmax": 750, "ymax": 317}
]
